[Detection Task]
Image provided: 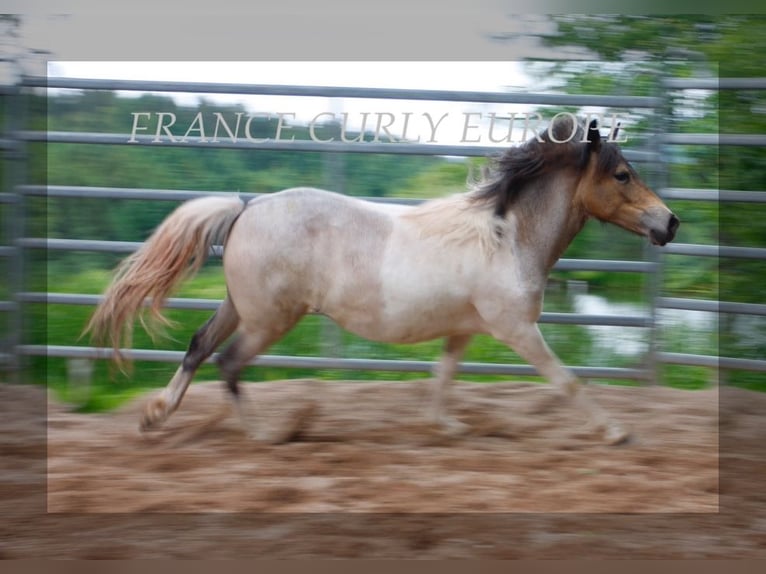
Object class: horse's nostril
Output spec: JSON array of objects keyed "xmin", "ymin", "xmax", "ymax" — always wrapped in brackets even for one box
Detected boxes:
[{"xmin": 669, "ymin": 214, "xmax": 680, "ymax": 235}]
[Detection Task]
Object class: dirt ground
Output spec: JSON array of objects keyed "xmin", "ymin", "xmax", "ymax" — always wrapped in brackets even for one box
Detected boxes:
[{"xmin": 2, "ymin": 379, "xmax": 766, "ymax": 558}]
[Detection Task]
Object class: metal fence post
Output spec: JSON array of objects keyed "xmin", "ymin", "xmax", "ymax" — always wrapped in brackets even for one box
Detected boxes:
[
  {"xmin": 1, "ymin": 69, "xmax": 24, "ymax": 384},
  {"xmin": 320, "ymin": 119, "xmax": 345, "ymax": 361},
  {"xmin": 643, "ymin": 87, "xmax": 669, "ymax": 387},
  {"xmin": 643, "ymin": 68, "xmax": 674, "ymax": 385}
]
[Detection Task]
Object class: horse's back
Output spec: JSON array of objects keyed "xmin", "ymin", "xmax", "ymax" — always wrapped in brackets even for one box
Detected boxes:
[
  {"xmin": 235, "ymin": 187, "xmax": 396, "ymax": 248},
  {"xmin": 243, "ymin": 187, "xmax": 399, "ymax": 225}
]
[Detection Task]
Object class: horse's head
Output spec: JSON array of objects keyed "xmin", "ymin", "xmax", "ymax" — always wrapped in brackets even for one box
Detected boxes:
[{"xmin": 575, "ymin": 120, "xmax": 679, "ymax": 246}]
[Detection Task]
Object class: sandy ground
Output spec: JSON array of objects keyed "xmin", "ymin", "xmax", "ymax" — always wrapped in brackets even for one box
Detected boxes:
[{"xmin": 2, "ymin": 379, "xmax": 765, "ymax": 558}]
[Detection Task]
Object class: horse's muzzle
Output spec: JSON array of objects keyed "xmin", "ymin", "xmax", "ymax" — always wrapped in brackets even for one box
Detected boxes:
[{"xmin": 650, "ymin": 213, "xmax": 680, "ymax": 246}]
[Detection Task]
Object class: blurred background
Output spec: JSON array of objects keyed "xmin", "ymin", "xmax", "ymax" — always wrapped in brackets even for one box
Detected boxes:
[{"xmin": 1, "ymin": 12, "xmax": 764, "ymax": 412}]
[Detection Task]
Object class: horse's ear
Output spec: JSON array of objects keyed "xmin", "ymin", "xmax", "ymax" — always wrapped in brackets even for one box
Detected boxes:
[
  {"xmin": 587, "ymin": 119, "xmax": 601, "ymax": 153},
  {"xmin": 611, "ymin": 122, "xmax": 621, "ymax": 142}
]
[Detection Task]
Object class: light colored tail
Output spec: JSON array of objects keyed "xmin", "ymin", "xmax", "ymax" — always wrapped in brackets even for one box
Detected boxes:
[{"xmin": 85, "ymin": 195, "xmax": 246, "ymax": 365}]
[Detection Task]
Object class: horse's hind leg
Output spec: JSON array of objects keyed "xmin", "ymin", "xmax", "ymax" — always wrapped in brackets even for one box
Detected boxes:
[
  {"xmin": 215, "ymin": 313, "xmax": 304, "ymax": 442},
  {"xmin": 140, "ymin": 296, "xmax": 239, "ymax": 432}
]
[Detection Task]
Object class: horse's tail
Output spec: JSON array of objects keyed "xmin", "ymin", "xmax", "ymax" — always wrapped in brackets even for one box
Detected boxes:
[{"xmin": 85, "ymin": 195, "xmax": 246, "ymax": 366}]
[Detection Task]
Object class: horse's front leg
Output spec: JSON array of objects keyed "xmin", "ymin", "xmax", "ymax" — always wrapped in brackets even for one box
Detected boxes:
[
  {"xmin": 430, "ymin": 334, "xmax": 472, "ymax": 436},
  {"xmin": 493, "ymin": 322, "xmax": 629, "ymax": 445}
]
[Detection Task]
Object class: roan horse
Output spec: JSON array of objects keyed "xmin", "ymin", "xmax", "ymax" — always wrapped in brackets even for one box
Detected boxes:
[{"xmin": 87, "ymin": 117, "xmax": 679, "ymax": 445}]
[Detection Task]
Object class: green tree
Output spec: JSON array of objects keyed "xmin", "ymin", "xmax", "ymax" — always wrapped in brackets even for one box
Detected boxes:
[{"xmin": 507, "ymin": 15, "xmax": 766, "ymax": 379}]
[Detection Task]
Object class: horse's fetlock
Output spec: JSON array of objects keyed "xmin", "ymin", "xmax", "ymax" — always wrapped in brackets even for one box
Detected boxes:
[
  {"xmin": 561, "ymin": 377, "xmax": 581, "ymax": 397},
  {"xmin": 604, "ymin": 422, "xmax": 630, "ymax": 445},
  {"xmin": 140, "ymin": 395, "xmax": 170, "ymax": 431}
]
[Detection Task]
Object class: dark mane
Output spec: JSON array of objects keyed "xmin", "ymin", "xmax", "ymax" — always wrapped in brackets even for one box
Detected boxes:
[{"xmin": 471, "ymin": 118, "xmax": 622, "ymax": 217}]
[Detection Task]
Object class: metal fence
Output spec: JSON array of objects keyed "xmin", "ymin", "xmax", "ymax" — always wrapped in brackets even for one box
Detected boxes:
[
  {"xmin": 2, "ymin": 74, "xmax": 765, "ymax": 384},
  {"xmin": 653, "ymin": 77, "xmax": 766, "ymax": 378}
]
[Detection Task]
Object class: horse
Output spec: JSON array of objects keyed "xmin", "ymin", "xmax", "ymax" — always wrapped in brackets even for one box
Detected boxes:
[{"xmin": 86, "ymin": 117, "xmax": 679, "ymax": 445}]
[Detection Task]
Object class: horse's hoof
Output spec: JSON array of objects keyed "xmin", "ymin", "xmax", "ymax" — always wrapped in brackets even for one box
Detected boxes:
[
  {"xmin": 438, "ymin": 417, "xmax": 472, "ymax": 437},
  {"xmin": 139, "ymin": 397, "xmax": 168, "ymax": 432},
  {"xmin": 604, "ymin": 423, "xmax": 631, "ymax": 446},
  {"xmin": 258, "ymin": 401, "xmax": 318, "ymax": 444},
  {"xmin": 526, "ymin": 392, "xmax": 566, "ymax": 415}
]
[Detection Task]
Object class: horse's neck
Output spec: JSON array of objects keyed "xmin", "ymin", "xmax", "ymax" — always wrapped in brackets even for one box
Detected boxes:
[{"xmin": 512, "ymin": 175, "xmax": 587, "ymax": 272}]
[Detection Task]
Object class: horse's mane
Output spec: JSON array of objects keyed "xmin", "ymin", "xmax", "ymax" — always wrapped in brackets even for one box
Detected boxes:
[
  {"xmin": 402, "ymin": 193, "xmax": 509, "ymax": 255},
  {"xmin": 403, "ymin": 117, "xmax": 624, "ymax": 255},
  {"xmin": 470, "ymin": 118, "xmax": 622, "ymax": 217}
]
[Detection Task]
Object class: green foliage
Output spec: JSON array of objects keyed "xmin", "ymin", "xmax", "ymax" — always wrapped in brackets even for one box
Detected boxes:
[
  {"xmin": 521, "ymin": 15, "xmax": 765, "ymax": 379},
  {"xmin": 396, "ymin": 159, "xmax": 478, "ymax": 199},
  {"xmin": 42, "ymin": 91, "xmax": 442, "ymax": 264},
  {"xmin": 533, "ymin": 15, "xmax": 764, "ymax": 293}
]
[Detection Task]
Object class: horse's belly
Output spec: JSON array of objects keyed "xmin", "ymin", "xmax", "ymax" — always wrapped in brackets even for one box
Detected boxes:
[
  {"xmin": 325, "ymin": 234, "xmax": 487, "ymax": 343},
  {"xmin": 325, "ymin": 289, "xmax": 481, "ymax": 344}
]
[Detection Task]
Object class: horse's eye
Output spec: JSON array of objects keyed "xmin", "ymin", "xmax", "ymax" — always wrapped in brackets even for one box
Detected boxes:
[{"xmin": 615, "ymin": 171, "xmax": 630, "ymax": 183}]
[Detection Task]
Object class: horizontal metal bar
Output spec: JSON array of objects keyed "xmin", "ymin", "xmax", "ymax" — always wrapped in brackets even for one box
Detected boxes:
[
  {"xmin": 17, "ymin": 237, "xmax": 224, "ymax": 257},
  {"xmin": 30, "ymin": 184, "xmax": 705, "ymax": 209},
  {"xmin": 30, "ymin": 184, "xmax": 694, "ymax": 206},
  {"xmin": 18, "ymin": 237, "xmax": 147, "ymax": 253},
  {"xmin": 658, "ymin": 352, "xmax": 766, "ymax": 372},
  {"xmin": 552, "ymin": 259, "xmax": 655, "ymax": 273},
  {"xmin": 664, "ymin": 243, "xmax": 766, "ymax": 260},
  {"xmin": 662, "ymin": 77, "xmax": 766, "ymax": 91},
  {"xmin": 718, "ymin": 78, "xmax": 766, "ymax": 90},
  {"xmin": 0, "ymin": 301, "xmax": 16, "ymax": 312},
  {"xmin": 719, "ymin": 301, "xmax": 766, "ymax": 316},
  {"xmin": 22, "ymin": 130, "xmax": 503, "ymax": 158},
  {"xmin": 657, "ymin": 297, "xmax": 766, "ymax": 316},
  {"xmin": 0, "ymin": 246, "xmax": 15, "ymax": 257},
  {"xmin": 656, "ymin": 297, "xmax": 719, "ymax": 314},
  {"xmin": 18, "ymin": 344, "xmax": 646, "ymax": 380},
  {"xmin": 25, "ymin": 292, "xmax": 651, "ymax": 327},
  {"xmin": 27, "ymin": 339, "xmax": 766, "ymax": 375},
  {"xmin": 20, "ymin": 292, "xmax": 223, "ymax": 311},
  {"xmin": 19, "ymin": 238, "xmax": 657, "ymax": 272},
  {"xmin": 656, "ymin": 352, "xmax": 719, "ymax": 368},
  {"xmin": 21, "ymin": 185, "xmax": 226, "ymax": 202},
  {"xmin": 28, "ymin": 76, "xmax": 664, "ymax": 108},
  {"xmin": 20, "ymin": 131, "xmax": 656, "ymax": 162},
  {"xmin": 664, "ymin": 244, "xmax": 716, "ymax": 257},
  {"xmin": 538, "ymin": 312, "xmax": 650, "ymax": 327},
  {"xmin": 718, "ymin": 357, "xmax": 766, "ymax": 372},
  {"xmin": 660, "ymin": 188, "xmax": 766, "ymax": 203},
  {"xmin": 0, "ymin": 193, "xmax": 20, "ymax": 203},
  {"xmin": 662, "ymin": 133, "xmax": 766, "ymax": 146},
  {"xmin": 21, "ymin": 185, "xmax": 424, "ymax": 206}
]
